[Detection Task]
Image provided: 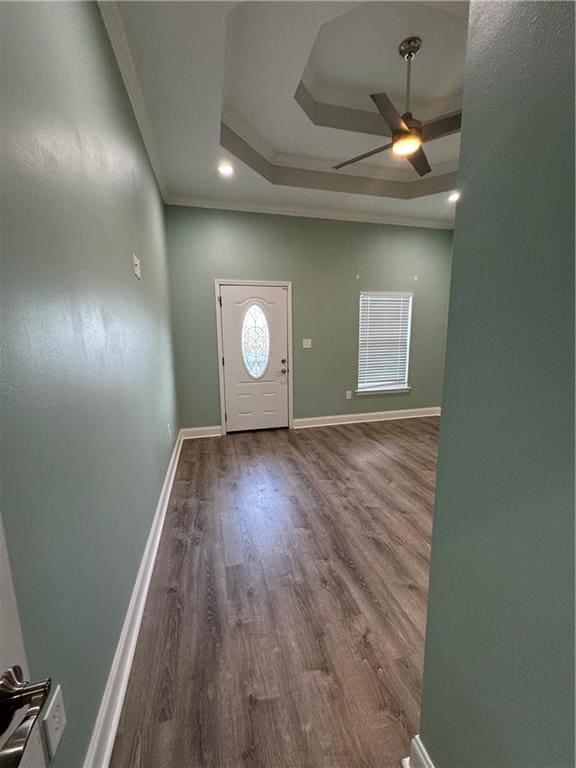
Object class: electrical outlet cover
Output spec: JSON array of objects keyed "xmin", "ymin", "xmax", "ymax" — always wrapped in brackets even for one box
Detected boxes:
[
  {"xmin": 302, "ymin": 338, "xmax": 312, "ymax": 349},
  {"xmin": 42, "ymin": 684, "xmax": 67, "ymax": 759}
]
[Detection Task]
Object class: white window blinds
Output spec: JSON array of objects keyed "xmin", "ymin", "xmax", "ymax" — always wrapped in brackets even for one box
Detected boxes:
[{"xmin": 357, "ymin": 292, "xmax": 413, "ymax": 392}]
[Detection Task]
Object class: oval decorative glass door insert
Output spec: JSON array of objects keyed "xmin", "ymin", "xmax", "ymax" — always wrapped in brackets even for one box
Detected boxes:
[{"xmin": 241, "ymin": 304, "xmax": 270, "ymax": 378}]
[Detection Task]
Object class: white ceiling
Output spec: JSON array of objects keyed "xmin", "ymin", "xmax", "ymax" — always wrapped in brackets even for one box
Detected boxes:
[
  {"xmin": 103, "ymin": 1, "xmax": 469, "ymax": 229},
  {"xmin": 306, "ymin": 2, "xmax": 467, "ymax": 117}
]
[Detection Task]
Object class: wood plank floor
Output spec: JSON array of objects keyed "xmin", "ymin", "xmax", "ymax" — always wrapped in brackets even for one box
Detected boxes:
[{"xmin": 110, "ymin": 418, "xmax": 439, "ymax": 768}]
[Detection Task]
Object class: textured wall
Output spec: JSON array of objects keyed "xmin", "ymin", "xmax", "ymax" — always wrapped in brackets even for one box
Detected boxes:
[
  {"xmin": 420, "ymin": 2, "xmax": 574, "ymax": 765},
  {"xmin": 165, "ymin": 205, "xmax": 452, "ymax": 426},
  {"xmin": 0, "ymin": 3, "xmax": 177, "ymax": 766}
]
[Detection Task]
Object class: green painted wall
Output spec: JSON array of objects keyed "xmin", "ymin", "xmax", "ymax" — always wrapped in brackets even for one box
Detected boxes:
[
  {"xmin": 0, "ymin": 3, "xmax": 177, "ymax": 766},
  {"xmin": 420, "ymin": 3, "xmax": 574, "ymax": 766},
  {"xmin": 165, "ymin": 206, "xmax": 452, "ymax": 427}
]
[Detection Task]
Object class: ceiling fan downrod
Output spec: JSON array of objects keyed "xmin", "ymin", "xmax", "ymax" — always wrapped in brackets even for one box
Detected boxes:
[{"xmin": 398, "ymin": 36, "xmax": 422, "ymax": 116}]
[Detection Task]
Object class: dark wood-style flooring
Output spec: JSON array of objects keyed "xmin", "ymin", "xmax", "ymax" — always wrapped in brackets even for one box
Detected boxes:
[{"xmin": 110, "ymin": 418, "xmax": 439, "ymax": 768}]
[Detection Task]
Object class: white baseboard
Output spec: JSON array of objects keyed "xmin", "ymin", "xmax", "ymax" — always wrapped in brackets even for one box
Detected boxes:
[
  {"xmin": 402, "ymin": 735, "xmax": 435, "ymax": 768},
  {"xmin": 177, "ymin": 409, "xmax": 441, "ymax": 438},
  {"xmin": 83, "ymin": 434, "xmax": 184, "ymax": 768},
  {"xmin": 179, "ymin": 425, "xmax": 222, "ymax": 439},
  {"xmin": 293, "ymin": 407, "xmax": 441, "ymax": 430}
]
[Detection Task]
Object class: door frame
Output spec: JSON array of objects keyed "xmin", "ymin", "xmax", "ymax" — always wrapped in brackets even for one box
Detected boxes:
[{"xmin": 214, "ymin": 279, "xmax": 294, "ymax": 436}]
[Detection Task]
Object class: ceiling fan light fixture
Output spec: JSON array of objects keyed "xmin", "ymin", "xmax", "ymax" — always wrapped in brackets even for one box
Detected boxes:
[{"xmin": 392, "ymin": 132, "xmax": 422, "ymax": 157}]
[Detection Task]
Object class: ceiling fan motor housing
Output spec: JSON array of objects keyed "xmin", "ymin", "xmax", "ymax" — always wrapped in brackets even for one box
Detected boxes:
[
  {"xmin": 402, "ymin": 113, "xmax": 422, "ymax": 130},
  {"xmin": 396, "ymin": 114, "xmax": 423, "ymax": 148}
]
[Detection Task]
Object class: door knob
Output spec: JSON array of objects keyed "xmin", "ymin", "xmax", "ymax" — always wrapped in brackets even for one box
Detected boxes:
[
  {"xmin": 0, "ymin": 666, "xmax": 51, "ymax": 768},
  {"xmin": 281, "ymin": 368, "xmax": 287, "ymax": 374},
  {"xmin": 281, "ymin": 359, "xmax": 287, "ymax": 364}
]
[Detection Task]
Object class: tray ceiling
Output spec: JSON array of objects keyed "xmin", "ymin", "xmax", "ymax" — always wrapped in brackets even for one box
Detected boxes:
[{"xmin": 102, "ymin": 1, "xmax": 469, "ymax": 228}]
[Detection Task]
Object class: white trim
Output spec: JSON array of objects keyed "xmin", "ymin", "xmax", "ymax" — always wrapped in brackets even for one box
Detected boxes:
[
  {"xmin": 214, "ymin": 281, "xmax": 228, "ymax": 436},
  {"xmin": 302, "ymin": 69, "xmax": 380, "ymax": 112},
  {"xmin": 402, "ymin": 735, "xmax": 436, "ymax": 768},
  {"xmin": 293, "ymin": 407, "xmax": 441, "ymax": 430},
  {"xmin": 178, "ymin": 407, "xmax": 440, "ymax": 437},
  {"xmin": 83, "ymin": 435, "xmax": 183, "ymax": 768},
  {"xmin": 215, "ymin": 279, "xmax": 295, "ymax": 288},
  {"xmin": 221, "ymin": 107, "xmax": 275, "ymax": 164},
  {"xmin": 165, "ymin": 196, "xmax": 454, "ymax": 232},
  {"xmin": 272, "ymin": 151, "xmax": 444, "ymax": 182},
  {"xmin": 356, "ymin": 387, "xmax": 412, "ymax": 395},
  {"xmin": 179, "ymin": 426, "xmax": 222, "ymax": 439},
  {"xmin": 223, "ymin": 107, "xmax": 457, "ymax": 184},
  {"xmin": 220, "ymin": 123, "xmax": 458, "ymax": 202},
  {"xmin": 214, "ymin": 280, "xmax": 294, "ymax": 436},
  {"xmin": 97, "ymin": 2, "xmax": 167, "ymax": 198},
  {"xmin": 286, "ymin": 284, "xmax": 294, "ymax": 430}
]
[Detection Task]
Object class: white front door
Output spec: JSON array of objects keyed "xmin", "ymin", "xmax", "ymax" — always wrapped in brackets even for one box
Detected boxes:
[{"xmin": 219, "ymin": 283, "xmax": 290, "ymax": 432}]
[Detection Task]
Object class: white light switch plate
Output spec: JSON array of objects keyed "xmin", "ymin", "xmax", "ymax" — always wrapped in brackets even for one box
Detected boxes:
[
  {"xmin": 132, "ymin": 253, "xmax": 141, "ymax": 279},
  {"xmin": 302, "ymin": 339, "xmax": 312, "ymax": 349},
  {"xmin": 42, "ymin": 684, "xmax": 67, "ymax": 759}
]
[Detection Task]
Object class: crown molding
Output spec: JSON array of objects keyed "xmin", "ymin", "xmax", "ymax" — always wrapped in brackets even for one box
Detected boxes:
[
  {"xmin": 98, "ymin": 0, "xmax": 168, "ymax": 197},
  {"xmin": 223, "ymin": 104, "xmax": 445, "ymax": 181},
  {"xmin": 271, "ymin": 150, "xmax": 458, "ymax": 182},
  {"xmin": 301, "ymin": 70, "xmax": 380, "ymax": 112},
  {"xmin": 220, "ymin": 107, "xmax": 276, "ymax": 162},
  {"xmin": 164, "ymin": 195, "xmax": 454, "ymax": 231},
  {"xmin": 221, "ymin": 123, "xmax": 459, "ymax": 200},
  {"xmin": 295, "ymin": 80, "xmax": 387, "ymax": 138}
]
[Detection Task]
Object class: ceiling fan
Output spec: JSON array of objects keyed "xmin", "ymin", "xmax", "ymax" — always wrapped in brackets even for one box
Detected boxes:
[{"xmin": 333, "ymin": 37, "xmax": 462, "ymax": 177}]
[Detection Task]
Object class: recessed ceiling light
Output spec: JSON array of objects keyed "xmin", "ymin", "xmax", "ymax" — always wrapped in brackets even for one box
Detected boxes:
[
  {"xmin": 217, "ymin": 161, "xmax": 234, "ymax": 178},
  {"xmin": 448, "ymin": 191, "xmax": 461, "ymax": 203}
]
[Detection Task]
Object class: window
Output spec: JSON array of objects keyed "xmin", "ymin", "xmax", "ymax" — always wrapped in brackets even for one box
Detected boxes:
[
  {"xmin": 357, "ymin": 292, "xmax": 413, "ymax": 393},
  {"xmin": 242, "ymin": 303, "xmax": 270, "ymax": 378}
]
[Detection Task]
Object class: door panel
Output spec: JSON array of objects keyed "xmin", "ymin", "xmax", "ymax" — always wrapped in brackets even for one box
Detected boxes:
[{"xmin": 220, "ymin": 284, "xmax": 289, "ymax": 432}]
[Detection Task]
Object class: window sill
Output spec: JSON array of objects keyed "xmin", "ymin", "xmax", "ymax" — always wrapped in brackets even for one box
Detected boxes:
[{"xmin": 355, "ymin": 387, "xmax": 411, "ymax": 395}]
